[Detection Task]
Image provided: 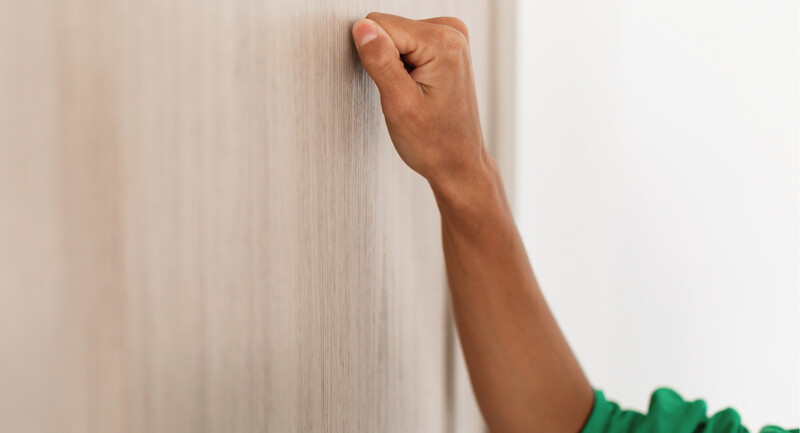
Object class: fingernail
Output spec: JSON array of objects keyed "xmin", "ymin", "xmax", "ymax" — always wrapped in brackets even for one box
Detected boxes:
[{"xmin": 354, "ymin": 19, "xmax": 378, "ymax": 47}]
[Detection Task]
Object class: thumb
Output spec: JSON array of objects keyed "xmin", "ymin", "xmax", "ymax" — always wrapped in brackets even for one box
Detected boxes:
[{"xmin": 352, "ymin": 19, "xmax": 417, "ymax": 99}]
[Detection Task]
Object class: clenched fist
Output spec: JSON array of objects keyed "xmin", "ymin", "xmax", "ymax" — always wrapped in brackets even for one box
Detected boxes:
[{"xmin": 352, "ymin": 13, "xmax": 499, "ymax": 214}]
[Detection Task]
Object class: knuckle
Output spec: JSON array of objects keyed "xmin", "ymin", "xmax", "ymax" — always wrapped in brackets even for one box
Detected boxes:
[
  {"xmin": 377, "ymin": 56, "xmax": 401, "ymax": 77},
  {"xmin": 363, "ymin": 51, "xmax": 398, "ymax": 74},
  {"xmin": 443, "ymin": 17, "xmax": 469, "ymax": 40},
  {"xmin": 438, "ymin": 27, "xmax": 468, "ymax": 52}
]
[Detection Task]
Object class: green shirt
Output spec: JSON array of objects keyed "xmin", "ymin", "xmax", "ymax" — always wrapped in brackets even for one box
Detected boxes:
[{"xmin": 582, "ymin": 388, "xmax": 798, "ymax": 433}]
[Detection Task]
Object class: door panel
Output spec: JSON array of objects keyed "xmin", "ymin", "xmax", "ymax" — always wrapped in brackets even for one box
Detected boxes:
[{"xmin": 0, "ymin": 1, "xmax": 506, "ymax": 431}]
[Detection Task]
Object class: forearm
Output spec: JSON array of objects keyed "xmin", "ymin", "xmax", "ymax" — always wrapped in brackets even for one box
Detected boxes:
[
  {"xmin": 351, "ymin": 13, "xmax": 594, "ymax": 432},
  {"xmin": 432, "ymin": 151, "xmax": 594, "ymax": 433}
]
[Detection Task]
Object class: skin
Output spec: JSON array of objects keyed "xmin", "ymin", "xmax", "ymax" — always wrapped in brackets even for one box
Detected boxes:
[{"xmin": 352, "ymin": 13, "xmax": 595, "ymax": 433}]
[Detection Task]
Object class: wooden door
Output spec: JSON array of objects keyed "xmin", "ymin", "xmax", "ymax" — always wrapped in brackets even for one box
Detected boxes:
[{"xmin": 0, "ymin": 1, "xmax": 512, "ymax": 431}]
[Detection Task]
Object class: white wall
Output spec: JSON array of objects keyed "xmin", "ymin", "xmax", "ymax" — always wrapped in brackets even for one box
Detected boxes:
[{"xmin": 515, "ymin": 1, "xmax": 799, "ymax": 429}]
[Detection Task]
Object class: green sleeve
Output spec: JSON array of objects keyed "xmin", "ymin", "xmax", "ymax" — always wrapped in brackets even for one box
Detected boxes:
[{"xmin": 581, "ymin": 388, "xmax": 798, "ymax": 433}]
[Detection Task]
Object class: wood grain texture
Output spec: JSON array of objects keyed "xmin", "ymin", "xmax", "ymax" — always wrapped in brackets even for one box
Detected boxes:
[{"xmin": 0, "ymin": 1, "xmax": 508, "ymax": 431}]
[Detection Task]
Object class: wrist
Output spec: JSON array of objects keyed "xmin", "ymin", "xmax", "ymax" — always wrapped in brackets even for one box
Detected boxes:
[{"xmin": 428, "ymin": 150, "xmax": 508, "ymax": 227}]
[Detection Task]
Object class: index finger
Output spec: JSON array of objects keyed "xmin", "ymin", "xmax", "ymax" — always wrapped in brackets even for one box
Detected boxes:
[
  {"xmin": 365, "ymin": 12, "xmax": 438, "ymax": 67},
  {"xmin": 419, "ymin": 17, "xmax": 469, "ymax": 43}
]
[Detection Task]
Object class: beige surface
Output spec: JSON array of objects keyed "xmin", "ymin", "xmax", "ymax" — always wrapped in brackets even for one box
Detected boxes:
[{"xmin": 0, "ymin": 1, "xmax": 510, "ymax": 432}]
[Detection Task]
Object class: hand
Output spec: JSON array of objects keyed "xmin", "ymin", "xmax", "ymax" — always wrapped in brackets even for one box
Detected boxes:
[{"xmin": 352, "ymin": 13, "xmax": 496, "ymax": 209}]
